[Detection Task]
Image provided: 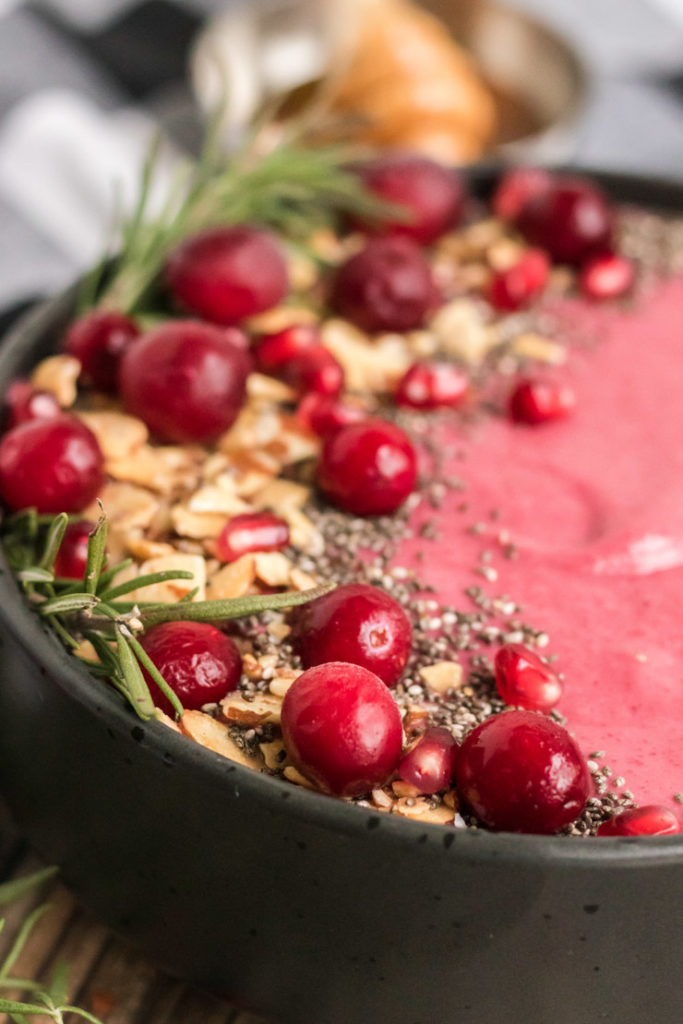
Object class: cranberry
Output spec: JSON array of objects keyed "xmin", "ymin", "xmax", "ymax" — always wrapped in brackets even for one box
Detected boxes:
[
  {"xmin": 290, "ymin": 582, "xmax": 412, "ymax": 687},
  {"xmin": 508, "ymin": 377, "xmax": 576, "ymax": 426},
  {"xmin": 488, "ymin": 249, "xmax": 550, "ymax": 311},
  {"xmin": 139, "ymin": 621, "xmax": 242, "ymax": 716},
  {"xmin": 516, "ymin": 177, "xmax": 613, "ymax": 266},
  {"xmin": 597, "ymin": 805, "xmax": 680, "ymax": 837},
  {"xmin": 279, "ymin": 345, "xmax": 344, "ymax": 398},
  {"xmin": 356, "ymin": 155, "xmax": 465, "ymax": 244},
  {"xmin": 579, "ymin": 252, "xmax": 635, "ymax": 301},
  {"xmin": 455, "ymin": 709, "xmax": 591, "ymax": 834},
  {"xmin": 0, "ymin": 415, "xmax": 104, "ymax": 513},
  {"xmin": 215, "ymin": 511, "xmax": 290, "ymax": 563},
  {"xmin": 317, "ymin": 418, "xmax": 417, "ymax": 516},
  {"xmin": 296, "ymin": 393, "xmax": 365, "ymax": 437},
  {"xmin": 118, "ymin": 320, "xmax": 249, "ymax": 444},
  {"xmin": 394, "ymin": 361, "xmax": 468, "ymax": 410},
  {"xmin": 280, "ymin": 662, "xmax": 403, "ymax": 796},
  {"xmin": 5, "ymin": 380, "xmax": 60, "ymax": 428},
  {"xmin": 165, "ymin": 225, "xmax": 289, "ymax": 325},
  {"xmin": 331, "ymin": 236, "xmax": 438, "ymax": 333},
  {"xmin": 63, "ymin": 310, "xmax": 141, "ymax": 392},
  {"xmin": 253, "ymin": 324, "xmax": 319, "ymax": 375},
  {"xmin": 495, "ymin": 643, "xmax": 563, "ymax": 712},
  {"xmin": 53, "ymin": 519, "xmax": 97, "ymax": 580},
  {"xmin": 398, "ymin": 727, "xmax": 457, "ymax": 794},
  {"xmin": 491, "ymin": 167, "xmax": 553, "ymax": 222}
]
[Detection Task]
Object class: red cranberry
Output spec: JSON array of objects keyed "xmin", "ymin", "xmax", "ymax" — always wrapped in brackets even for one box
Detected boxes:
[
  {"xmin": 0, "ymin": 414, "xmax": 104, "ymax": 513},
  {"xmin": 290, "ymin": 582, "xmax": 412, "ymax": 687},
  {"xmin": 508, "ymin": 377, "xmax": 576, "ymax": 426},
  {"xmin": 165, "ymin": 225, "xmax": 289, "ymax": 325},
  {"xmin": 331, "ymin": 236, "xmax": 438, "ymax": 333},
  {"xmin": 516, "ymin": 177, "xmax": 613, "ymax": 266},
  {"xmin": 356, "ymin": 155, "xmax": 465, "ymax": 244},
  {"xmin": 139, "ymin": 621, "xmax": 242, "ymax": 716},
  {"xmin": 579, "ymin": 252, "xmax": 634, "ymax": 301},
  {"xmin": 253, "ymin": 324, "xmax": 319, "ymax": 375},
  {"xmin": 317, "ymin": 418, "xmax": 417, "ymax": 516},
  {"xmin": 489, "ymin": 249, "xmax": 550, "ymax": 311},
  {"xmin": 394, "ymin": 361, "xmax": 468, "ymax": 410},
  {"xmin": 53, "ymin": 519, "xmax": 97, "ymax": 580},
  {"xmin": 63, "ymin": 310, "xmax": 141, "ymax": 393},
  {"xmin": 495, "ymin": 643, "xmax": 563, "ymax": 712},
  {"xmin": 597, "ymin": 805, "xmax": 680, "ymax": 838},
  {"xmin": 455, "ymin": 709, "xmax": 591, "ymax": 834},
  {"xmin": 118, "ymin": 320, "xmax": 249, "ymax": 444},
  {"xmin": 491, "ymin": 167, "xmax": 553, "ymax": 222},
  {"xmin": 280, "ymin": 662, "xmax": 403, "ymax": 796},
  {"xmin": 296, "ymin": 393, "xmax": 366, "ymax": 437},
  {"xmin": 215, "ymin": 511, "xmax": 290, "ymax": 563},
  {"xmin": 279, "ymin": 345, "xmax": 344, "ymax": 398},
  {"xmin": 398, "ymin": 727, "xmax": 457, "ymax": 794},
  {"xmin": 5, "ymin": 381, "xmax": 60, "ymax": 428}
]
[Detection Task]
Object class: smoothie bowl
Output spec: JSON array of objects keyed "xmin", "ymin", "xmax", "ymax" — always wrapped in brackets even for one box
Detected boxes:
[{"xmin": 0, "ymin": 152, "xmax": 681, "ymax": 1024}]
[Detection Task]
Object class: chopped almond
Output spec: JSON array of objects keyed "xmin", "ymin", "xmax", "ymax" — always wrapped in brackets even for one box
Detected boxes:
[
  {"xmin": 180, "ymin": 710, "xmax": 262, "ymax": 770},
  {"xmin": 31, "ymin": 354, "xmax": 80, "ymax": 407}
]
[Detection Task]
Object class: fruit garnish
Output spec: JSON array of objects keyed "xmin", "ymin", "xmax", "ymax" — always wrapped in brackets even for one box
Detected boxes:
[
  {"xmin": 579, "ymin": 252, "xmax": 635, "ymax": 301},
  {"xmin": 118, "ymin": 320, "xmax": 250, "ymax": 443},
  {"xmin": 62, "ymin": 309, "xmax": 141, "ymax": 393},
  {"xmin": 53, "ymin": 519, "xmax": 98, "ymax": 581},
  {"xmin": 494, "ymin": 643, "xmax": 563, "ymax": 712},
  {"xmin": 597, "ymin": 805, "xmax": 680, "ymax": 837},
  {"xmin": 280, "ymin": 661, "xmax": 403, "ymax": 796},
  {"xmin": 5, "ymin": 380, "xmax": 61, "ymax": 428},
  {"xmin": 215, "ymin": 512, "xmax": 290, "ymax": 564},
  {"xmin": 316, "ymin": 419, "xmax": 417, "ymax": 516},
  {"xmin": 394, "ymin": 361, "xmax": 468, "ymax": 410},
  {"xmin": 454, "ymin": 709, "xmax": 592, "ymax": 834},
  {"xmin": 278, "ymin": 345, "xmax": 344, "ymax": 398},
  {"xmin": 488, "ymin": 249, "xmax": 550, "ymax": 312},
  {"xmin": 397, "ymin": 727, "xmax": 458, "ymax": 794},
  {"xmin": 290, "ymin": 582, "xmax": 413, "ymax": 687},
  {"xmin": 516, "ymin": 176, "xmax": 613, "ymax": 266},
  {"xmin": 508, "ymin": 377, "xmax": 576, "ymax": 426},
  {"xmin": 295, "ymin": 392, "xmax": 366, "ymax": 437},
  {"xmin": 491, "ymin": 166, "xmax": 553, "ymax": 222},
  {"xmin": 253, "ymin": 324, "xmax": 319, "ymax": 375}
]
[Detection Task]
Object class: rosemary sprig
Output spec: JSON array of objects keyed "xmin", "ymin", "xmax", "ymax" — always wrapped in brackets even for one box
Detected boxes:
[
  {"xmin": 0, "ymin": 867, "xmax": 105, "ymax": 1023},
  {"xmin": 2, "ymin": 512, "xmax": 333, "ymax": 722},
  {"xmin": 92, "ymin": 127, "xmax": 402, "ymax": 314}
]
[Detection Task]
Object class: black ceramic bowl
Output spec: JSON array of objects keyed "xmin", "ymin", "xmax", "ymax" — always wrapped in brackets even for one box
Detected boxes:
[{"xmin": 0, "ymin": 172, "xmax": 682, "ymax": 1024}]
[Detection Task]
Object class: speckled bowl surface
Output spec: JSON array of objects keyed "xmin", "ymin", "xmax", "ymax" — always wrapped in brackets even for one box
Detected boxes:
[{"xmin": 0, "ymin": 171, "xmax": 681, "ymax": 1024}]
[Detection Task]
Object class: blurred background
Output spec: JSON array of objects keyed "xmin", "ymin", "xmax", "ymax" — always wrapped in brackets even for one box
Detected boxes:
[{"xmin": 0, "ymin": 0, "xmax": 682, "ymax": 312}]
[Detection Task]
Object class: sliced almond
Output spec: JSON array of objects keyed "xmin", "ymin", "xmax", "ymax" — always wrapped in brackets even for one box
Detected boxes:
[
  {"xmin": 125, "ymin": 534, "xmax": 177, "ymax": 561},
  {"xmin": 246, "ymin": 305, "xmax": 317, "ymax": 334},
  {"xmin": 180, "ymin": 710, "xmax": 262, "ymax": 770},
  {"xmin": 251, "ymin": 478, "xmax": 310, "ymax": 514},
  {"xmin": 260, "ymin": 739, "xmax": 288, "ymax": 771},
  {"xmin": 322, "ymin": 319, "xmax": 411, "ymax": 392},
  {"xmin": 187, "ymin": 477, "xmax": 252, "ymax": 516},
  {"xmin": 77, "ymin": 410, "xmax": 148, "ymax": 460},
  {"xmin": 392, "ymin": 798, "xmax": 454, "ymax": 825},
  {"xmin": 266, "ymin": 417, "xmax": 321, "ymax": 465},
  {"xmin": 84, "ymin": 482, "xmax": 159, "ymax": 533},
  {"xmin": 429, "ymin": 299, "xmax": 498, "ymax": 365},
  {"xmin": 156, "ymin": 710, "xmax": 182, "ymax": 734},
  {"xmin": 108, "ymin": 443, "xmax": 202, "ymax": 495},
  {"xmin": 171, "ymin": 505, "xmax": 227, "ymax": 540},
  {"xmin": 283, "ymin": 765, "xmax": 318, "ymax": 790},
  {"xmin": 206, "ymin": 555, "xmax": 255, "ymax": 599},
  {"xmin": 419, "ymin": 661, "xmax": 464, "ymax": 695},
  {"xmin": 266, "ymin": 619, "xmax": 292, "ymax": 641},
  {"xmin": 219, "ymin": 405, "xmax": 283, "ymax": 454},
  {"xmin": 286, "ymin": 508, "xmax": 324, "ymax": 556},
  {"xmin": 246, "ymin": 372, "xmax": 296, "ymax": 404},
  {"xmin": 31, "ymin": 354, "xmax": 80, "ymax": 407},
  {"xmin": 253, "ymin": 551, "xmax": 293, "ymax": 587},
  {"xmin": 392, "ymin": 780, "xmax": 423, "ymax": 799},
  {"xmin": 371, "ymin": 788, "xmax": 395, "ymax": 811},
  {"xmin": 289, "ymin": 567, "xmax": 319, "ymax": 591},
  {"xmin": 135, "ymin": 554, "xmax": 206, "ymax": 603},
  {"xmin": 511, "ymin": 333, "xmax": 567, "ymax": 365},
  {"xmin": 268, "ymin": 671, "xmax": 301, "ymax": 698},
  {"xmin": 220, "ymin": 692, "xmax": 283, "ymax": 727}
]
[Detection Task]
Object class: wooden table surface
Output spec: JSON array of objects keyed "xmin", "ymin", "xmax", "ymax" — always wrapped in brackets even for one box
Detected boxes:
[{"xmin": 0, "ymin": 802, "xmax": 267, "ymax": 1024}]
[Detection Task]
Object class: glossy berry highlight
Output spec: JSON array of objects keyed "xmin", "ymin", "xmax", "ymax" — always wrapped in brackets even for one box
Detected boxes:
[
  {"xmin": 508, "ymin": 377, "xmax": 576, "ymax": 426},
  {"xmin": 488, "ymin": 249, "xmax": 550, "ymax": 311},
  {"xmin": 495, "ymin": 644, "xmax": 563, "ymax": 712},
  {"xmin": 394, "ymin": 361, "xmax": 468, "ymax": 410},
  {"xmin": 215, "ymin": 512, "xmax": 290, "ymax": 563},
  {"xmin": 597, "ymin": 805, "xmax": 680, "ymax": 837},
  {"xmin": 398, "ymin": 727, "xmax": 457, "ymax": 794},
  {"xmin": 516, "ymin": 176, "xmax": 613, "ymax": 266}
]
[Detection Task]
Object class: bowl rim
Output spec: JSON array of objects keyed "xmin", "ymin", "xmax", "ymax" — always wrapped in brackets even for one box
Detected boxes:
[{"xmin": 1, "ymin": 166, "xmax": 683, "ymax": 869}]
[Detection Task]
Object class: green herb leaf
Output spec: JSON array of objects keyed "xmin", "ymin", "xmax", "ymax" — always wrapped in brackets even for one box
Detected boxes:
[
  {"xmin": 84, "ymin": 517, "xmax": 108, "ymax": 595},
  {"xmin": 0, "ymin": 868, "xmax": 58, "ymax": 908},
  {"xmin": 38, "ymin": 594, "xmax": 100, "ymax": 617},
  {"xmin": 139, "ymin": 582, "xmax": 335, "ymax": 628},
  {"xmin": 114, "ymin": 624, "xmax": 156, "ymax": 720},
  {"xmin": 38, "ymin": 513, "xmax": 69, "ymax": 572},
  {"xmin": 97, "ymin": 569, "xmax": 194, "ymax": 603}
]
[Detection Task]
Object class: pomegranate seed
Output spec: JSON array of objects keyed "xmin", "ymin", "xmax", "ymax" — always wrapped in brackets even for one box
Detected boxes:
[
  {"xmin": 290, "ymin": 582, "xmax": 412, "ymax": 687},
  {"xmin": 579, "ymin": 252, "xmax": 635, "ymax": 301},
  {"xmin": 454, "ymin": 709, "xmax": 591, "ymax": 834},
  {"xmin": 398, "ymin": 727, "xmax": 457, "ymax": 794},
  {"xmin": 253, "ymin": 324, "xmax": 320, "ymax": 375},
  {"xmin": 215, "ymin": 512, "xmax": 290, "ymax": 563},
  {"xmin": 63, "ymin": 310, "xmax": 140, "ymax": 392},
  {"xmin": 394, "ymin": 361, "xmax": 468, "ymax": 410},
  {"xmin": 517, "ymin": 176, "xmax": 613, "ymax": 266},
  {"xmin": 331, "ymin": 236, "xmax": 438, "ymax": 333},
  {"xmin": 296, "ymin": 393, "xmax": 365, "ymax": 437},
  {"xmin": 494, "ymin": 643, "xmax": 563, "ymax": 712},
  {"xmin": 139, "ymin": 621, "xmax": 242, "ymax": 716},
  {"xmin": 0, "ymin": 414, "xmax": 104, "ymax": 513},
  {"xmin": 597, "ymin": 805, "xmax": 680, "ymax": 837},
  {"xmin": 165, "ymin": 225, "xmax": 289, "ymax": 325},
  {"xmin": 317, "ymin": 418, "xmax": 417, "ymax": 516},
  {"xmin": 118, "ymin": 320, "xmax": 250, "ymax": 444},
  {"xmin": 355, "ymin": 154, "xmax": 465, "ymax": 244},
  {"xmin": 5, "ymin": 380, "xmax": 60, "ymax": 428},
  {"xmin": 491, "ymin": 167, "xmax": 553, "ymax": 222},
  {"xmin": 280, "ymin": 662, "xmax": 403, "ymax": 796},
  {"xmin": 508, "ymin": 377, "xmax": 576, "ymax": 425},
  {"xmin": 279, "ymin": 345, "xmax": 344, "ymax": 398},
  {"xmin": 488, "ymin": 249, "xmax": 550, "ymax": 311},
  {"xmin": 53, "ymin": 519, "xmax": 97, "ymax": 580}
]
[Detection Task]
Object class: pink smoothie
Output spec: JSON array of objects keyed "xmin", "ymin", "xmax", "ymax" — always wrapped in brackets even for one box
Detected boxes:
[{"xmin": 400, "ymin": 277, "xmax": 683, "ymax": 805}]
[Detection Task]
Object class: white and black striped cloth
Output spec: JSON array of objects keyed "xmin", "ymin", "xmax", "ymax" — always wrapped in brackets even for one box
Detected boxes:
[{"xmin": 0, "ymin": 0, "xmax": 682, "ymax": 314}]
